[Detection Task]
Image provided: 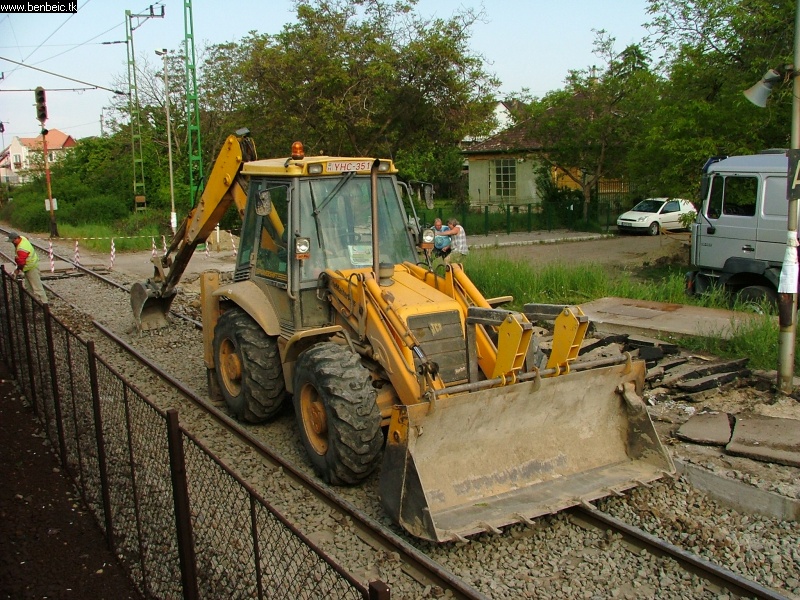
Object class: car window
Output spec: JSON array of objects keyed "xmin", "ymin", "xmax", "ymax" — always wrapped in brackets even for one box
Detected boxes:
[
  {"xmin": 663, "ymin": 201, "xmax": 679, "ymax": 214},
  {"xmin": 632, "ymin": 199, "xmax": 664, "ymax": 213}
]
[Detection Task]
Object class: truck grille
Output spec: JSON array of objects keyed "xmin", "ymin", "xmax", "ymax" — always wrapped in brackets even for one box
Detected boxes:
[{"xmin": 407, "ymin": 311, "xmax": 467, "ymax": 384}]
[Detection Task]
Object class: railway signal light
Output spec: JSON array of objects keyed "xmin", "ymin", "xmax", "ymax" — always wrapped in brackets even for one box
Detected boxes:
[{"xmin": 35, "ymin": 87, "xmax": 47, "ymax": 123}]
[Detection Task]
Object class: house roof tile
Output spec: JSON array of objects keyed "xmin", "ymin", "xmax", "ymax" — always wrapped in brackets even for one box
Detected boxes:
[
  {"xmin": 19, "ymin": 129, "xmax": 76, "ymax": 151},
  {"xmin": 462, "ymin": 120, "xmax": 542, "ymax": 154}
]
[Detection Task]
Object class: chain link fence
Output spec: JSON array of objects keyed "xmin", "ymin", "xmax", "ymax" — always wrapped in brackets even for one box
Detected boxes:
[{"xmin": 0, "ymin": 267, "xmax": 388, "ymax": 600}]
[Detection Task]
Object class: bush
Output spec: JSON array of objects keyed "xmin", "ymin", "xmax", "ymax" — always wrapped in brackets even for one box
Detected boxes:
[{"xmin": 69, "ymin": 195, "xmax": 130, "ymax": 225}]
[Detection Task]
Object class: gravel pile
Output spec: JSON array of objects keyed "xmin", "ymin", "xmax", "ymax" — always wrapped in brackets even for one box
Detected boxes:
[{"xmin": 42, "ymin": 267, "xmax": 800, "ymax": 599}]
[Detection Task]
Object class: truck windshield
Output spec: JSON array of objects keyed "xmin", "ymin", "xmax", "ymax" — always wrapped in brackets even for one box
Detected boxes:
[{"xmin": 299, "ymin": 176, "xmax": 415, "ymax": 280}]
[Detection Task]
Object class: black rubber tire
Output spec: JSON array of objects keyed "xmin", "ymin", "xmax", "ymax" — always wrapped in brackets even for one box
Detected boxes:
[
  {"xmin": 293, "ymin": 343, "xmax": 383, "ymax": 485},
  {"xmin": 648, "ymin": 221, "xmax": 660, "ymax": 236},
  {"xmin": 213, "ymin": 307, "xmax": 287, "ymax": 423},
  {"xmin": 736, "ymin": 285, "xmax": 778, "ymax": 314}
]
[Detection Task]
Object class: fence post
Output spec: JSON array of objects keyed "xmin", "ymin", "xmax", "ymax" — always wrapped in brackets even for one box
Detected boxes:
[
  {"xmin": 88, "ymin": 340, "xmax": 115, "ymax": 551},
  {"xmin": 369, "ymin": 580, "xmax": 391, "ymax": 600},
  {"xmin": 44, "ymin": 305, "xmax": 67, "ymax": 468},
  {"xmin": 527, "ymin": 204, "xmax": 532, "ymax": 233},
  {"xmin": 506, "ymin": 205, "xmax": 511, "ymax": 235},
  {"xmin": 484, "ymin": 206, "xmax": 489, "ymax": 236},
  {"xmin": 19, "ymin": 287, "xmax": 38, "ymax": 413},
  {"xmin": 0, "ymin": 267, "xmax": 17, "ymax": 377},
  {"xmin": 166, "ymin": 409, "xmax": 199, "ymax": 600},
  {"xmin": 250, "ymin": 496, "xmax": 264, "ymax": 600}
]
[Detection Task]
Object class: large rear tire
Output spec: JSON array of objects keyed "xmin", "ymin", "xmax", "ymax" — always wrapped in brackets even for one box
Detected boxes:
[
  {"xmin": 213, "ymin": 307, "xmax": 287, "ymax": 423},
  {"xmin": 293, "ymin": 343, "xmax": 383, "ymax": 485}
]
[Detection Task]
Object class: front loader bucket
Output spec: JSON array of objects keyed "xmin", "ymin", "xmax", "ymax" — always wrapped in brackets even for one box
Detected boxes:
[
  {"xmin": 131, "ymin": 281, "xmax": 176, "ymax": 331},
  {"xmin": 379, "ymin": 359, "xmax": 674, "ymax": 543}
]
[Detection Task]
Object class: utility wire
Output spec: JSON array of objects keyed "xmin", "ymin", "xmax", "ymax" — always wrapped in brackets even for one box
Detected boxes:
[{"xmin": 0, "ymin": 56, "xmax": 126, "ymax": 95}]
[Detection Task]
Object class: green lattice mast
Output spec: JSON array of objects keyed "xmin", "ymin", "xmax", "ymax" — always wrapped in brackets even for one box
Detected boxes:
[
  {"xmin": 184, "ymin": 0, "xmax": 204, "ymax": 206},
  {"xmin": 125, "ymin": 6, "xmax": 164, "ymax": 211}
]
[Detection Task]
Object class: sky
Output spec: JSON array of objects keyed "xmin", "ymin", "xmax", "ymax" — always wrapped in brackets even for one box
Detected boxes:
[{"xmin": 0, "ymin": 0, "xmax": 654, "ymax": 146}]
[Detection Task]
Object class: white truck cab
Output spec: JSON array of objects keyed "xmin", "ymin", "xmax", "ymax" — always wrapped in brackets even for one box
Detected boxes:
[{"xmin": 685, "ymin": 150, "xmax": 793, "ymax": 309}]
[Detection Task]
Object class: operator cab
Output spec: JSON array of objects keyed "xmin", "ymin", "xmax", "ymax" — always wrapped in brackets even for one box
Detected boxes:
[{"xmin": 236, "ymin": 143, "xmax": 418, "ymax": 292}]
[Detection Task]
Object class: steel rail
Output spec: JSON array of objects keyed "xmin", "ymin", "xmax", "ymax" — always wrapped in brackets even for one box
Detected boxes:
[{"xmin": 573, "ymin": 505, "xmax": 790, "ymax": 600}]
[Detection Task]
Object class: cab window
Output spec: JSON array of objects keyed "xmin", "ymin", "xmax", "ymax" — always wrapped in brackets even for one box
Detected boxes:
[
  {"xmin": 706, "ymin": 175, "xmax": 757, "ymax": 219},
  {"xmin": 251, "ymin": 181, "xmax": 290, "ymax": 282}
]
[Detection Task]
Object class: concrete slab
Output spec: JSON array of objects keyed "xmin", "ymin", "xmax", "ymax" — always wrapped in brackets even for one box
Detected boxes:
[
  {"xmin": 675, "ymin": 459, "xmax": 800, "ymax": 521},
  {"xmin": 579, "ymin": 297, "xmax": 763, "ymax": 340},
  {"xmin": 727, "ymin": 413, "xmax": 800, "ymax": 468},
  {"xmin": 676, "ymin": 412, "xmax": 732, "ymax": 446}
]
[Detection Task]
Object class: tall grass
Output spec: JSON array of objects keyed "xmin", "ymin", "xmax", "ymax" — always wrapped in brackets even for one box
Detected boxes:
[
  {"xmin": 54, "ymin": 222, "xmax": 164, "ymax": 253},
  {"xmin": 462, "ymin": 250, "xmax": 792, "ymax": 371}
]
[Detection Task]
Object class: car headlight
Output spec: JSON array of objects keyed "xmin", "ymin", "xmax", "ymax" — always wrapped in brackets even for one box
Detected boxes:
[
  {"xmin": 421, "ymin": 228, "xmax": 435, "ymax": 244},
  {"xmin": 637, "ymin": 216, "xmax": 649, "ymax": 222}
]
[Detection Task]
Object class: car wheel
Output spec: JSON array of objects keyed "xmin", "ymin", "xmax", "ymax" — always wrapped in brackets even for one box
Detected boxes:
[{"xmin": 647, "ymin": 221, "xmax": 660, "ymax": 236}]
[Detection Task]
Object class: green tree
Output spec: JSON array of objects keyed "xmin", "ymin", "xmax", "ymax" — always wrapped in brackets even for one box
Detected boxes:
[
  {"xmin": 629, "ymin": 0, "xmax": 796, "ymax": 197},
  {"xmin": 521, "ymin": 32, "xmax": 655, "ymax": 219},
  {"xmin": 197, "ymin": 0, "xmax": 498, "ymax": 190}
]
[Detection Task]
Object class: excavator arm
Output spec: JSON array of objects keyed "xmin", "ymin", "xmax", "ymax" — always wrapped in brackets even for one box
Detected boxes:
[{"xmin": 131, "ymin": 129, "xmax": 256, "ymax": 330}]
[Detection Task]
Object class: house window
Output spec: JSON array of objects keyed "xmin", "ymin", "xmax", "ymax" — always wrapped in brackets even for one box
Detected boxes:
[{"xmin": 492, "ymin": 159, "xmax": 516, "ymax": 199}]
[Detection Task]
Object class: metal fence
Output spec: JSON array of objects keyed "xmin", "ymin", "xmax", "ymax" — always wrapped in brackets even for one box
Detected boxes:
[
  {"xmin": 416, "ymin": 194, "xmax": 631, "ymax": 237},
  {"xmin": 0, "ymin": 266, "xmax": 389, "ymax": 600}
]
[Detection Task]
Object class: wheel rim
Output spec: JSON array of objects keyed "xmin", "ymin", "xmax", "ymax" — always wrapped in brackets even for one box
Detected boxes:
[
  {"xmin": 299, "ymin": 383, "xmax": 328, "ymax": 456},
  {"xmin": 218, "ymin": 338, "xmax": 243, "ymax": 396}
]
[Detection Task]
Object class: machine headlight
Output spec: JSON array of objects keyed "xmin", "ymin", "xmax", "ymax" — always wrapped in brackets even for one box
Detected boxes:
[
  {"xmin": 295, "ymin": 237, "xmax": 311, "ymax": 254},
  {"xmin": 308, "ymin": 163, "xmax": 323, "ymax": 174},
  {"xmin": 422, "ymin": 228, "xmax": 435, "ymax": 244}
]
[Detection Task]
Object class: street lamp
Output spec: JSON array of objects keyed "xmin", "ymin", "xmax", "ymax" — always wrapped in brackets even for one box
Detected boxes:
[
  {"xmin": 742, "ymin": 2, "xmax": 800, "ymax": 393},
  {"xmin": 155, "ymin": 48, "xmax": 177, "ymax": 233}
]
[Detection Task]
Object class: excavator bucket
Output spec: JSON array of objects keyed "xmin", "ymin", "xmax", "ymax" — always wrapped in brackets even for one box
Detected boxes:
[
  {"xmin": 130, "ymin": 281, "xmax": 176, "ymax": 331},
  {"xmin": 379, "ymin": 359, "xmax": 674, "ymax": 543}
]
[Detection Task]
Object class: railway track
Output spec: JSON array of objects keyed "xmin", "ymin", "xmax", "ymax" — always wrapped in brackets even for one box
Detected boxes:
[{"xmin": 2, "ymin": 229, "xmax": 797, "ymax": 599}]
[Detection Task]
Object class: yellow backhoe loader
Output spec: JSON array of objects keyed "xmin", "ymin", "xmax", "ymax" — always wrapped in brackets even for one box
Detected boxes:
[{"xmin": 131, "ymin": 130, "xmax": 674, "ymax": 543}]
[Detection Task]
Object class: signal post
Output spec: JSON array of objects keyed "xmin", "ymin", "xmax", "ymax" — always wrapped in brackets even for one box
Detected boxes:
[{"xmin": 35, "ymin": 87, "xmax": 58, "ymax": 238}]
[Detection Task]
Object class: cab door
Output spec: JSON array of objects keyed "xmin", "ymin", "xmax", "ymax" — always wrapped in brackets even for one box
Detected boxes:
[{"xmin": 695, "ymin": 173, "xmax": 758, "ymax": 270}]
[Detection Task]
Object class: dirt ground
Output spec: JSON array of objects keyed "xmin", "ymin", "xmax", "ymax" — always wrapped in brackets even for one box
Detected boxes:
[
  {"xmin": 0, "ymin": 359, "xmax": 141, "ymax": 600},
  {"xmin": 488, "ymin": 229, "xmax": 693, "ymax": 269}
]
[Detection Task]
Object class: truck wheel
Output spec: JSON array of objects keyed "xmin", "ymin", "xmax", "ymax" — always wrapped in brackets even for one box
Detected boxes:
[
  {"xmin": 648, "ymin": 221, "xmax": 660, "ymax": 236},
  {"xmin": 736, "ymin": 286, "xmax": 778, "ymax": 314},
  {"xmin": 213, "ymin": 307, "xmax": 287, "ymax": 423},
  {"xmin": 293, "ymin": 342, "xmax": 383, "ymax": 485}
]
